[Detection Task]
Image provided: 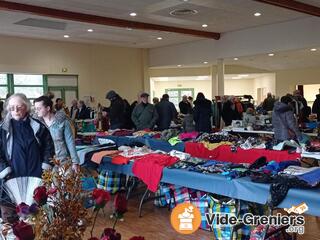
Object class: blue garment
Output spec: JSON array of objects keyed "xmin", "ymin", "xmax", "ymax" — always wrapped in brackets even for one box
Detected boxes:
[
  {"xmin": 46, "ymin": 113, "xmax": 79, "ymax": 164},
  {"xmin": 297, "ymin": 168, "xmax": 320, "ymax": 187},
  {"xmin": 263, "ymin": 160, "xmax": 300, "ymax": 174},
  {"xmin": 11, "ymin": 119, "xmax": 42, "ymax": 177}
]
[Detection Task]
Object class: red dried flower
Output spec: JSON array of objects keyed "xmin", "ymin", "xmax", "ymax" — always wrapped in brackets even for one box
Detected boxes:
[
  {"xmin": 114, "ymin": 189, "xmax": 127, "ymax": 215},
  {"xmin": 12, "ymin": 221, "xmax": 35, "ymax": 240},
  {"xmin": 129, "ymin": 237, "xmax": 145, "ymax": 240},
  {"xmin": 102, "ymin": 228, "xmax": 121, "ymax": 240},
  {"xmin": 92, "ymin": 189, "xmax": 110, "ymax": 208},
  {"xmin": 28, "ymin": 203, "xmax": 39, "ymax": 215},
  {"xmin": 47, "ymin": 187, "xmax": 58, "ymax": 195},
  {"xmin": 16, "ymin": 202, "xmax": 30, "ymax": 218},
  {"xmin": 33, "ymin": 186, "xmax": 47, "ymax": 206}
]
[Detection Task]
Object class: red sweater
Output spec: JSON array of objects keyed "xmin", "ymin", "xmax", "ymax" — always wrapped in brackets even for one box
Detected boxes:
[{"xmin": 132, "ymin": 154, "xmax": 178, "ymax": 192}]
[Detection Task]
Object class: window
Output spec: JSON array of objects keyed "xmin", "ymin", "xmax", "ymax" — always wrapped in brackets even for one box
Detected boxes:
[
  {"xmin": 13, "ymin": 74, "xmax": 44, "ymax": 99},
  {"xmin": 165, "ymin": 88, "xmax": 194, "ymax": 108},
  {"xmin": 0, "ymin": 74, "xmax": 8, "ymax": 100},
  {"xmin": 0, "ymin": 73, "xmax": 47, "ymax": 101}
]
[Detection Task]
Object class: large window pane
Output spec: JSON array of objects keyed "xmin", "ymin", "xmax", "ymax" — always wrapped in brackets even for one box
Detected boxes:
[
  {"xmin": 0, "ymin": 74, "xmax": 7, "ymax": 85},
  {"xmin": 170, "ymin": 97, "xmax": 179, "ymax": 108},
  {"xmin": 167, "ymin": 90, "xmax": 179, "ymax": 97},
  {"xmin": 0, "ymin": 87, "xmax": 8, "ymax": 99},
  {"xmin": 14, "ymin": 87, "xmax": 43, "ymax": 98},
  {"xmin": 14, "ymin": 74, "xmax": 43, "ymax": 85},
  {"xmin": 48, "ymin": 75, "xmax": 77, "ymax": 86}
]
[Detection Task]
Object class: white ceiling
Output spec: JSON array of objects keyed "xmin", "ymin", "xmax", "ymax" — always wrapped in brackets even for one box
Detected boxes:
[
  {"xmin": 150, "ymin": 46, "xmax": 320, "ymax": 71},
  {"xmin": 0, "ymin": 0, "xmax": 319, "ymax": 71},
  {"xmin": 224, "ymin": 47, "xmax": 320, "ymax": 71},
  {"xmin": 0, "ymin": 0, "xmax": 313, "ymax": 48}
]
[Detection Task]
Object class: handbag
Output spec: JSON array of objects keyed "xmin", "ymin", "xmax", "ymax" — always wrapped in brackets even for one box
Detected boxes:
[
  {"xmin": 163, "ymin": 184, "xmax": 190, "ymax": 209},
  {"xmin": 153, "ymin": 183, "xmax": 169, "ymax": 207},
  {"xmin": 250, "ymin": 225, "xmax": 292, "ymax": 240},
  {"xmin": 209, "ymin": 195, "xmax": 238, "ymax": 240},
  {"xmin": 190, "ymin": 194, "xmax": 212, "ymax": 231}
]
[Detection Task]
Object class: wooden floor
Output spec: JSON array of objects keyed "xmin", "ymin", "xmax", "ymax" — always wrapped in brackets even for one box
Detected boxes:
[{"xmin": 84, "ymin": 195, "xmax": 320, "ymax": 240}]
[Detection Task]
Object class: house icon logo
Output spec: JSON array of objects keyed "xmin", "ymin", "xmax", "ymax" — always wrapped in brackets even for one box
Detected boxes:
[{"xmin": 170, "ymin": 203, "xmax": 201, "ymax": 234}]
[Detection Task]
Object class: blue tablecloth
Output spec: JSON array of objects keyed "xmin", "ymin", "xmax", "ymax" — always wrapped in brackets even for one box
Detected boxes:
[{"xmin": 99, "ymin": 157, "xmax": 320, "ymax": 217}]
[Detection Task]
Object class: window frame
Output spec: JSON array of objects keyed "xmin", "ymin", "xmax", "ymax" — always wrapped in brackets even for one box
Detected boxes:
[
  {"xmin": 0, "ymin": 74, "xmax": 9, "ymax": 101},
  {"xmin": 165, "ymin": 88, "xmax": 194, "ymax": 108},
  {"xmin": 12, "ymin": 74, "xmax": 46, "ymax": 101}
]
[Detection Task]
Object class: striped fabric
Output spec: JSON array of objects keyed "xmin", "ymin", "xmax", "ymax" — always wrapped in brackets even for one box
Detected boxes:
[
  {"xmin": 190, "ymin": 195, "xmax": 212, "ymax": 231},
  {"xmin": 209, "ymin": 196, "xmax": 238, "ymax": 240},
  {"xmin": 154, "ymin": 183, "xmax": 169, "ymax": 207},
  {"xmin": 97, "ymin": 170, "xmax": 122, "ymax": 194}
]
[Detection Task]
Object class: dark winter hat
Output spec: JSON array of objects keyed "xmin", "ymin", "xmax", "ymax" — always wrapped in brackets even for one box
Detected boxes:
[
  {"xmin": 106, "ymin": 90, "xmax": 117, "ymax": 100},
  {"xmin": 140, "ymin": 92, "xmax": 149, "ymax": 98}
]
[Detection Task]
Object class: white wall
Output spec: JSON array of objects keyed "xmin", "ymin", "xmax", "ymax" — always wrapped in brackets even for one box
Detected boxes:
[
  {"xmin": 0, "ymin": 35, "xmax": 144, "ymax": 105},
  {"xmin": 303, "ymin": 84, "xmax": 320, "ymax": 107},
  {"xmin": 253, "ymin": 74, "xmax": 276, "ymax": 104},
  {"xmin": 224, "ymin": 78, "xmax": 255, "ymax": 97},
  {"xmin": 275, "ymin": 66, "xmax": 320, "ymax": 97},
  {"xmin": 152, "ymin": 79, "xmax": 212, "ymax": 100}
]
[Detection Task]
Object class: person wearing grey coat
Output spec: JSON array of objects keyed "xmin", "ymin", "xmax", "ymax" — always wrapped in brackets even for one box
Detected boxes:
[
  {"xmin": 272, "ymin": 96, "xmax": 302, "ymax": 142},
  {"xmin": 131, "ymin": 93, "xmax": 158, "ymax": 130}
]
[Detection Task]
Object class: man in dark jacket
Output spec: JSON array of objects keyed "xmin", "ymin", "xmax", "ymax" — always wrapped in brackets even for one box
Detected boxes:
[
  {"xmin": 179, "ymin": 95, "xmax": 192, "ymax": 114},
  {"xmin": 262, "ymin": 93, "xmax": 275, "ymax": 111},
  {"xmin": 193, "ymin": 92, "xmax": 212, "ymax": 133},
  {"xmin": 292, "ymin": 90, "xmax": 309, "ymax": 123},
  {"xmin": 221, "ymin": 97, "xmax": 239, "ymax": 126},
  {"xmin": 272, "ymin": 96, "xmax": 302, "ymax": 142},
  {"xmin": 131, "ymin": 92, "xmax": 158, "ymax": 130},
  {"xmin": 77, "ymin": 100, "xmax": 91, "ymax": 119},
  {"xmin": 312, "ymin": 90, "xmax": 320, "ymax": 121},
  {"xmin": 105, "ymin": 90, "xmax": 126, "ymax": 129},
  {"xmin": 156, "ymin": 94, "xmax": 178, "ymax": 131},
  {"xmin": 0, "ymin": 93, "xmax": 55, "ymax": 222}
]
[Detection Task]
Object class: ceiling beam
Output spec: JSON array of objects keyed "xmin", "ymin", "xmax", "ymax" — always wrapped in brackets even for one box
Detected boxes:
[
  {"xmin": 252, "ymin": 0, "xmax": 320, "ymax": 17},
  {"xmin": 0, "ymin": 1, "xmax": 220, "ymax": 40}
]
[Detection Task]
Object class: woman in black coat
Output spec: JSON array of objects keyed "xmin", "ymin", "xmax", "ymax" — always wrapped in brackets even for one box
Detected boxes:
[{"xmin": 193, "ymin": 92, "xmax": 212, "ymax": 133}]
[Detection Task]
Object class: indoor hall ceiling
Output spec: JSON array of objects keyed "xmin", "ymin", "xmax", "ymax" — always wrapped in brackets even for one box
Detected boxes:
[
  {"xmin": 224, "ymin": 47, "xmax": 320, "ymax": 71},
  {"xmin": 0, "ymin": 0, "xmax": 314, "ymax": 48},
  {"xmin": 151, "ymin": 46, "xmax": 320, "ymax": 71}
]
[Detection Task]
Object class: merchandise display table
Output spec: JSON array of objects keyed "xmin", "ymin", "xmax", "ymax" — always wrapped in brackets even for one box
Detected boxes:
[{"xmin": 99, "ymin": 157, "xmax": 320, "ymax": 217}]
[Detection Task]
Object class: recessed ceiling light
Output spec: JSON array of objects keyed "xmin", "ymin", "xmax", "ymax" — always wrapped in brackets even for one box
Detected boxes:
[
  {"xmin": 234, "ymin": 57, "xmax": 239, "ymax": 61},
  {"xmin": 254, "ymin": 12, "xmax": 261, "ymax": 17},
  {"xmin": 63, "ymin": 35, "xmax": 69, "ymax": 38},
  {"xmin": 239, "ymin": 74, "xmax": 249, "ymax": 77},
  {"xmin": 310, "ymin": 48, "xmax": 317, "ymax": 52},
  {"xmin": 203, "ymin": 61, "xmax": 208, "ymax": 64},
  {"xmin": 268, "ymin": 53, "xmax": 274, "ymax": 56},
  {"xmin": 177, "ymin": 65, "xmax": 182, "ymax": 67},
  {"xmin": 157, "ymin": 37, "xmax": 163, "ymax": 40},
  {"xmin": 130, "ymin": 12, "xmax": 137, "ymax": 17},
  {"xmin": 87, "ymin": 29, "xmax": 93, "ymax": 32},
  {"xmin": 202, "ymin": 24, "xmax": 208, "ymax": 28}
]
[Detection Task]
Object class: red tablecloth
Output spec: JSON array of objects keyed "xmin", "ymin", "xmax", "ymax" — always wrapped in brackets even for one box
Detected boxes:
[{"xmin": 185, "ymin": 142, "xmax": 301, "ymax": 164}]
